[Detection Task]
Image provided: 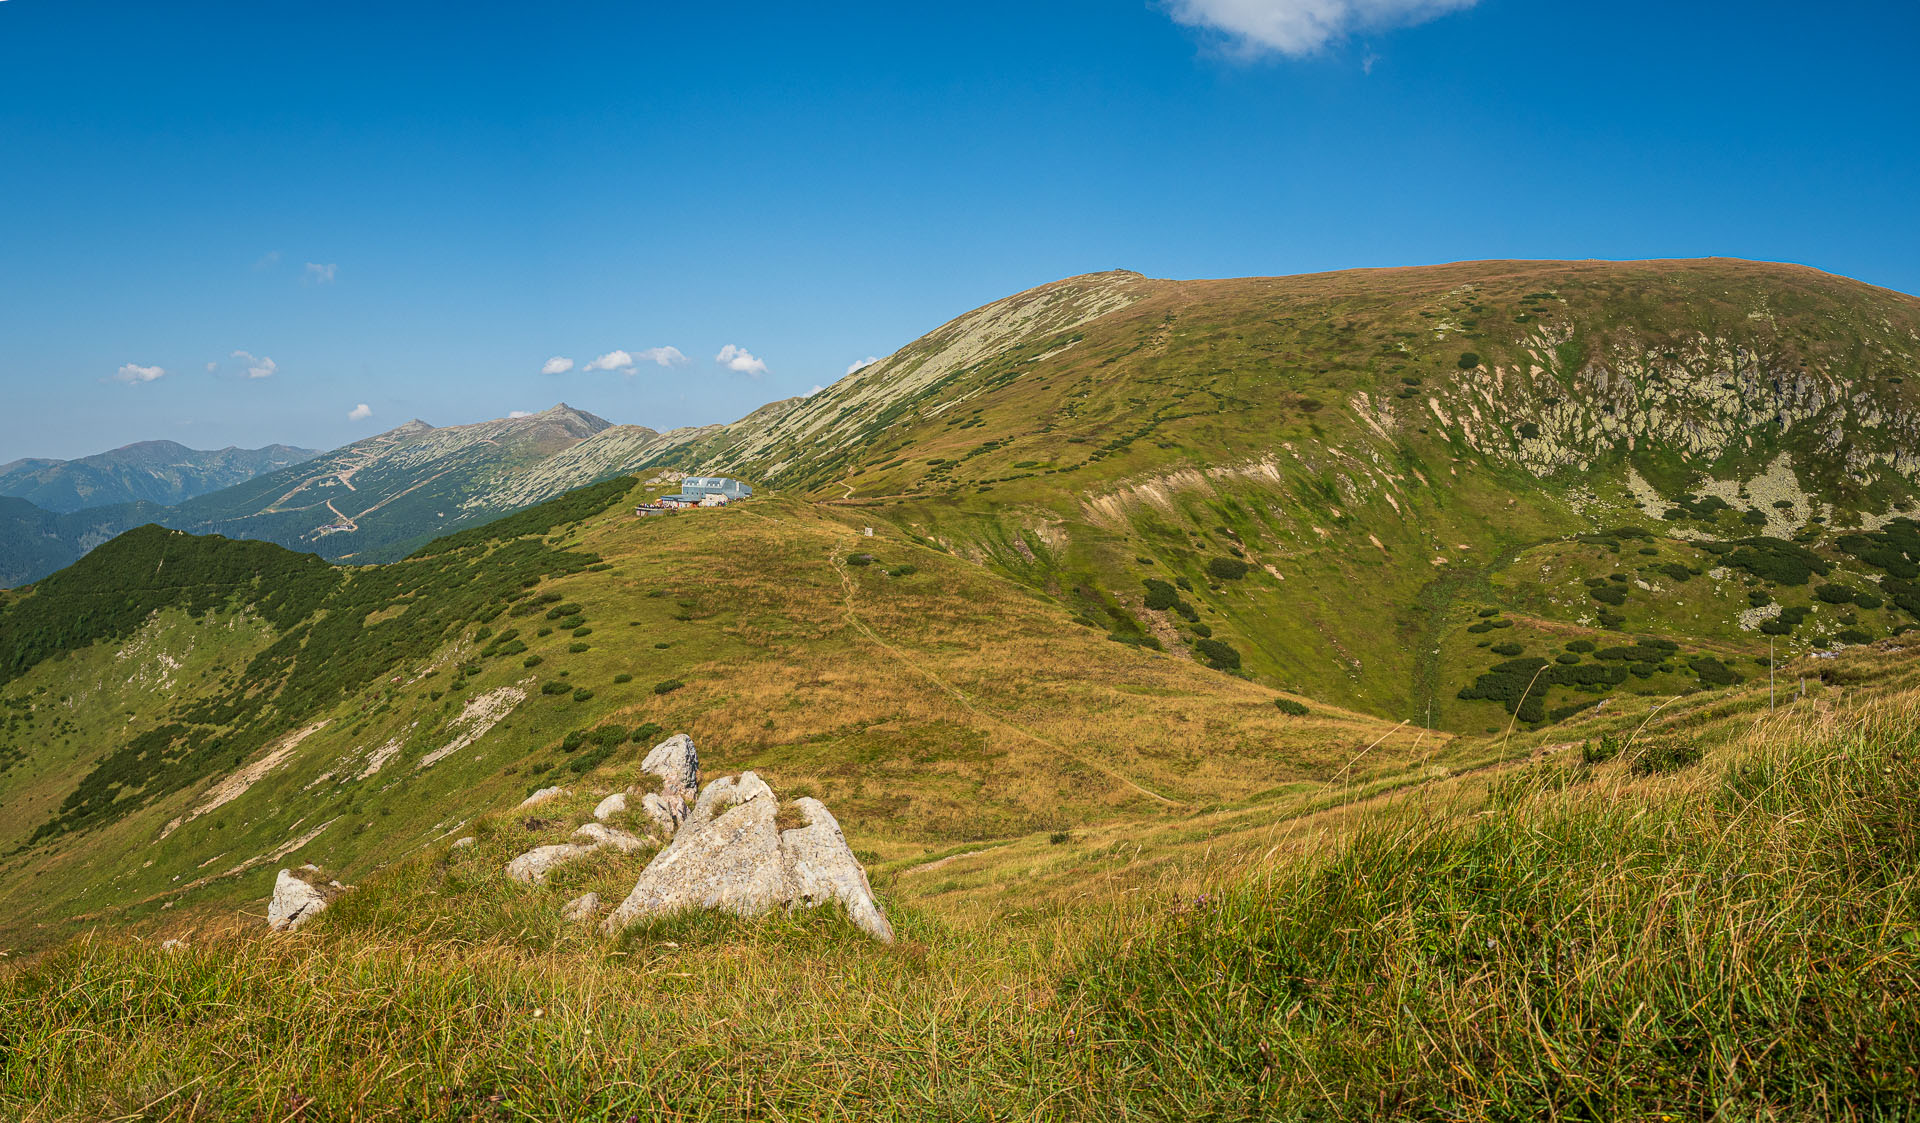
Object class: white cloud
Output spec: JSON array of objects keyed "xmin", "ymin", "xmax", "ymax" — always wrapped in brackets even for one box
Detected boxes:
[
  {"xmin": 348, "ymin": 402, "xmax": 373, "ymax": 421},
  {"xmin": 113, "ymin": 362, "xmax": 166, "ymax": 385},
  {"xmin": 636, "ymin": 346, "xmax": 689, "ymax": 367},
  {"xmin": 807, "ymin": 384, "xmax": 824, "ymax": 396},
  {"xmin": 541, "ymin": 356, "xmax": 576, "ymax": 375},
  {"xmin": 584, "ymin": 350, "xmax": 635, "ymax": 373},
  {"xmin": 580, "ymin": 346, "xmax": 686, "ymax": 374},
  {"xmin": 231, "ymin": 350, "xmax": 278, "ymax": 379},
  {"xmin": 304, "ymin": 262, "xmax": 338, "ymax": 283},
  {"xmin": 1166, "ymin": 0, "xmax": 1478, "ymax": 56},
  {"xmin": 715, "ymin": 344, "xmax": 768, "ymax": 376},
  {"xmin": 205, "ymin": 361, "xmax": 219, "ymax": 373},
  {"xmin": 845, "ymin": 356, "xmax": 880, "ymax": 375},
  {"xmin": 508, "ymin": 410, "xmax": 534, "ymax": 418}
]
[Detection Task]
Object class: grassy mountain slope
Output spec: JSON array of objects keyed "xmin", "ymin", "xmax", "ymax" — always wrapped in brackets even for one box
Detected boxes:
[
  {"xmin": 0, "ymin": 440, "xmax": 319, "ymax": 513},
  {"xmin": 0, "ymin": 479, "xmax": 1451, "ymax": 957},
  {"xmin": 648, "ymin": 260, "xmax": 1920, "ymax": 730},
  {"xmin": 4, "ymin": 259, "xmax": 1920, "ymax": 1116},
  {"xmin": 4, "ymin": 603, "xmax": 1914, "ymax": 1119}
]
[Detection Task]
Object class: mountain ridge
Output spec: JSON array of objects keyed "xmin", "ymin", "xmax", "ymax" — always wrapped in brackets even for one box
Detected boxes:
[{"xmin": 0, "ymin": 439, "xmax": 320, "ymax": 513}]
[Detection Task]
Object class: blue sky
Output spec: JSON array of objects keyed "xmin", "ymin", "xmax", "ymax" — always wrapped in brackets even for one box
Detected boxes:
[{"xmin": 2, "ymin": 0, "xmax": 1916, "ymax": 461}]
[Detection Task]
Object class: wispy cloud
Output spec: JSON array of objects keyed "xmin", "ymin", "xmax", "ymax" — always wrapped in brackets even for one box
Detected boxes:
[
  {"xmin": 113, "ymin": 362, "xmax": 166, "ymax": 385},
  {"xmin": 845, "ymin": 356, "xmax": 880, "ymax": 375},
  {"xmin": 541, "ymin": 356, "xmax": 576, "ymax": 375},
  {"xmin": 715, "ymin": 344, "xmax": 768, "ymax": 376},
  {"xmin": 252, "ymin": 250, "xmax": 282, "ymax": 271},
  {"xmin": 807, "ymin": 384, "xmax": 825, "ymax": 396},
  {"xmin": 508, "ymin": 410, "xmax": 534, "ymax": 418},
  {"xmin": 304, "ymin": 262, "xmax": 338, "ymax": 284},
  {"xmin": 348, "ymin": 402, "xmax": 373, "ymax": 421},
  {"xmin": 231, "ymin": 350, "xmax": 277, "ymax": 379},
  {"xmin": 1166, "ymin": 0, "xmax": 1478, "ymax": 56}
]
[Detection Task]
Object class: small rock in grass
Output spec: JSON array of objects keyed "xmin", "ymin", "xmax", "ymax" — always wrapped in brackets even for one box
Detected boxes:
[
  {"xmin": 267, "ymin": 869, "xmax": 330, "ymax": 932},
  {"xmin": 573, "ymin": 822, "xmax": 651, "ymax": 853},
  {"xmin": 506, "ymin": 843, "xmax": 596, "ymax": 885}
]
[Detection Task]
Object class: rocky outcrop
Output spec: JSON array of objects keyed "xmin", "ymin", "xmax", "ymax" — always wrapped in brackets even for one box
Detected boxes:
[
  {"xmin": 519, "ymin": 786, "xmax": 568, "ymax": 809},
  {"xmin": 602, "ymin": 767, "xmax": 894, "ymax": 943},
  {"xmin": 637, "ymin": 734, "xmax": 700, "ymax": 836},
  {"xmin": 267, "ymin": 868, "xmax": 331, "ymax": 932},
  {"xmin": 561, "ymin": 892, "xmax": 600, "ymax": 921},
  {"xmin": 593, "ymin": 793, "xmax": 627, "ymax": 821},
  {"xmin": 604, "ymin": 773, "xmax": 788, "ymax": 926}
]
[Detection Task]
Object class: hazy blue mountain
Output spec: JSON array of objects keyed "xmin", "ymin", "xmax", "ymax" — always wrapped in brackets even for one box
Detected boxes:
[{"xmin": 0, "ymin": 440, "xmax": 320, "ymax": 513}]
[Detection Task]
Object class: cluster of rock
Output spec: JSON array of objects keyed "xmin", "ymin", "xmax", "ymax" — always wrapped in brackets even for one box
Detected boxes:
[
  {"xmin": 507, "ymin": 733, "xmax": 894, "ymax": 943},
  {"xmin": 260, "ymin": 733, "xmax": 892, "ymax": 944}
]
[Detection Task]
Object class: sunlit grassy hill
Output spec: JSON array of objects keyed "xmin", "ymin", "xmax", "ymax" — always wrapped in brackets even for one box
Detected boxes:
[
  {"xmin": 0, "ymin": 479, "xmax": 1454, "ymax": 957},
  {"xmin": 4, "ymin": 560, "xmax": 1915, "ymax": 1120},
  {"xmin": 5, "ymin": 257, "xmax": 1920, "ymax": 1117},
  {"xmin": 650, "ymin": 259, "xmax": 1920, "ymax": 728}
]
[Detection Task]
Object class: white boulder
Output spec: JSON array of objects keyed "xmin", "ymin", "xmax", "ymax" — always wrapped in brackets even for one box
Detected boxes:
[
  {"xmin": 779, "ymin": 799, "xmax": 895, "ymax": 943},
  {"xmin": 572, "ymin": 822, "xmax": 652, "ymax": 853},
  {"xmin": 561, "ymin": 892, "xmax": 601, "ymax": 921},
  {"xmin": 505, "ymin": 843, "xmax": 596, "ymax": 885},
  {"xmin": 266, "ymin": 869, "xmax": 330, "ymax": 932},
  {"xmin": 593, "ymin": 793, "xmax": 627, "ymax": 821},
  {"xmin": 519, "ymin": 786, "xmax": 568, "ymax": 809}
]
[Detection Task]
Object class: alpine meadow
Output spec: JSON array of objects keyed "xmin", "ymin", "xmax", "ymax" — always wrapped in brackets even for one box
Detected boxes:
[
  {"xmin": 4, "ymin": 258, "xmax": 1920, "ymax": 1118},
  {"xmin": 5, "ymin": 1, "xmax": 1920, "ymax": 1119}
]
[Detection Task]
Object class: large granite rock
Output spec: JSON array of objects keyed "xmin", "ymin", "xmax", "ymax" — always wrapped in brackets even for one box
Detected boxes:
[
  {"xmin": 779, "ymin": 798, "xmax": 895, "ymax": 943},
  {"xmin": 637, "ymin": 734, "xmax": 700, "ymax": 835},
  {"xmin": 602, "ymin": 768, "xmax": 893, "ymax": 942},
  {"xmin": 593, "ymin": 792, "xmax": 627, "ymax": 821},
  {"xmin": 266, "ymin": 869, "xmax": 330, "ymax": 932}
]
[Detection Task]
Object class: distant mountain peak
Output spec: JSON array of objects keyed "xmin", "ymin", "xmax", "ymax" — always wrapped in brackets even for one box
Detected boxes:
[
  {"xmin": 531, "ymin": 403, "xmax": 612, "ymax": 431},
  {"xmin": 391, "ymin": 419, "xmax": 435, "ymax": 436}
]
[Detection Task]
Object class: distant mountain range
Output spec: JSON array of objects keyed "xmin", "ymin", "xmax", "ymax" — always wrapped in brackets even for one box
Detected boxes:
[
  {"xmin": 0, "ymin": 440, "xmax": 319, "ymax": 512},
  {"xmin": 0, "ymin": 404, "xmax": 807, "ymax": 585}
]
